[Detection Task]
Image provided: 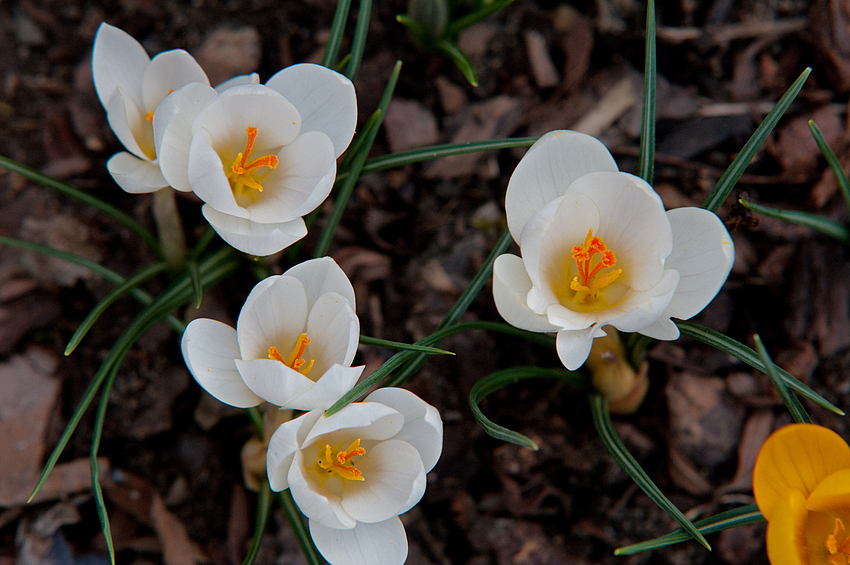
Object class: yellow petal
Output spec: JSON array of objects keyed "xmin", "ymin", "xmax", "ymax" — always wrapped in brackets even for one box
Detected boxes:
[
  {"xmin": 754, "ymin": 424, "xmax": 850, "ymax": 520},
  {"xmin": 766, "ymin": 489, "xmax": 809, "ymax": 565},
  {"xmin": 807, "ymin": 469, "xmax": 850, "ymax": 514}
]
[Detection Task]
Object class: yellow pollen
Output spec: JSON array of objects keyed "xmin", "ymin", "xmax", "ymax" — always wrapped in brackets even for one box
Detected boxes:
[
  {"xmin": 318, "ymin": 439, "xmax": 366, "ymax": 481},
  {"xmin": 268, "ymin": 333, "xmax": 314, "ymax": 375},
  {"xmin": 569, "ymin": 228, "xmax": 622, "ymax": 300},
  {"xmin": 228, "ymin": 126, "xmax": 279, "ymax": 194},
  {"xmin": 827, "ymin": 518, "xmax": 850, "ymax": 565}
]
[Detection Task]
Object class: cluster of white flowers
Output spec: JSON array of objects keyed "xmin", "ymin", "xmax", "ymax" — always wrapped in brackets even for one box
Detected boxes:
[
  {"xmin": 95, "ymin": 23, "xmax": 736, "ymax": 565},
  {"xmin": 92, "ymin": 23, "xmax": 357, "ymax": 256}
]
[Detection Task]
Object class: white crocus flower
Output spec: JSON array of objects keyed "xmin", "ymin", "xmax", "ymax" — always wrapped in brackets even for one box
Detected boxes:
[
  {"xmin": 154, "ymin": 64, "xmax": 357, "ymax": 256},
  {"xmin": 493, "ymin": 130, "xmax": 735, "ymax": 370},
  {"xmin": 181, "ymin": 257, "xmax": 363, "ymax": 411},
  {"xmin": 266, "ymin": 387, "xmax": 443, "ymax": 565},
  {"xmin": 91, "ymin": 22, "xmax": 209, "ymax": 194}
]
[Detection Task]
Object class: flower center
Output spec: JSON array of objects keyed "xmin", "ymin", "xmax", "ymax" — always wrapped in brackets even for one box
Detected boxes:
[
  {"xmin": 827, "ymin": 518, "xmax": 850, "ymax": 565},
  {"xmin": 226, "ymin": 126, "xmax": 279, "ymax": 198},
  {"xmin": 569, "ymin": 228, "xmax": 622, "ymax": 302},
  {"xmin": 318, "ymin": 439, "xmax": 366, "ymax": 481},
  {"xmin": 268, "ymin": 333, "xmax": 314, "ymax": 375}
]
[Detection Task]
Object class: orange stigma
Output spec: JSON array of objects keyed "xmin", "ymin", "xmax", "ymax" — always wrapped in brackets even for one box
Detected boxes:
[
  {"xmin": 827, "ymin": 518, "xmax": 850, "ymax": 565},
  {"xmin": 318, "ymin": 439, "xmax": 366, "ymax": 481},
  {"xmin": 228, "ymin": 126, "xmax": 279, "ymax": 194},
  {"xmin": 268, "ymin": 333, "xmax": 314, "ymax": 375},
  {"xmin": 569, "ymin": 228, "xmax": 622, "ymax": 299}
]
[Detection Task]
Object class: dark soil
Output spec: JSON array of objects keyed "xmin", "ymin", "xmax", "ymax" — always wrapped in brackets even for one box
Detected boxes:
[{"xmin": 1, "ymin": 1, "xmax": 849, "ymax": 565}]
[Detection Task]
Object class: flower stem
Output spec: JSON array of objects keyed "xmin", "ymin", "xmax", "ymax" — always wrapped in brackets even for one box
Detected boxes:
[{"xmin": 152, "ymin": 188, "xmax": 187, "ymax": 269}]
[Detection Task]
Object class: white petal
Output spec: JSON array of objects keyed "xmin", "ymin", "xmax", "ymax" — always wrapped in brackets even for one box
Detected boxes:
[
  {"xmin": 661, "ymin": 207, "xmax": 734, "ymax": 320},
  {"xmin": 106, "ymin": 87, "xmax": 153, "ymax": 160},
  {"xmin": 493, "ymin": 254, "xmax": 560, "ymax": 332},
  {"xmin": 306, "ymin": 292, "xmax": 360, "ymax": 374},
  {"xmin": 202, "ymin": 206, "xmax": 308, "ymax": 256},
  {"xmin": 520, "ymin": 192, "xmax": 600, "ymax": 314},
  {"xmin": 141, "ymin": 49, "xmax": 209, "ymax": 110},
  {"xmin": 309, "ymin": 518, "xmax": 408, "ymax": 565},
  {"xmin": 282, "ymin": 364, "xmax": 364, "ymax": 411},
  {"xmin": 303, "ymin": 403, "xmax": 404, "ymax": 448},
  {"xmin": 556, "ymin": 326, "xmax": 604, "ymax": 370},
  {"xmin": 636, "ymin": 316, "xmax": 680, "ymax": 340},
  {"xmin": 92, "ymin": 22, "xmax": 149, "ymax": 111},
  {"xmin": 154, "ymin": 82, "xmax": 217, "ymax": 192},
  {"xmin": 505, "ymin": 130, "xmax": 618, "ymax": 244},
  {"xmin": 267, "ymin": 409, "xmax": 323, "ymax": 491},
  {"xmin": 341, "ymin": 440, "xmax": 426, "ymax": 523},
  {"xmin": 289, "ymin": 452, "xmax": 356, "ymax": 529},
  {"xmin": 106, "ymin": 152, "xmax": 168, "ymax": 193},
  {"xmin": 181, "ymin": 318, "xmax": 262, "ymax": 408},
  {"xmin": 606, "ymin": 269, "xmax": 679, "ymax": 332},
  {"xmin": 190, "ymin": 134, "xmax": 246, "ymax": 217},
  {"xmin": 566, "ymin": 172, "xmax": 671, "ymax": 290},
  {"xmin": 364, "ymin": 388, "xmax": 443, "ymax": 473},
  {"xmin": 237, "ymin": 274, "xmax": 308, "ymax": 361},
  {"xmin": 190, "ymin": 84, "xmax": 301, "ymax": 154},
  {"xmin": 215, "ymin": 73, "xmax": 260, "ymax": 91},
  {"xmin": 235, "ymin": 358, "xmax": 314, "ymax": 407},
  {"xmin": 246, "ymin": 131, "xmax": 336, "ymax": 223},
  {"xmin": 284, "ymin": 257, "xmax": 357, "ymax": 310},
  {"xmin": 266, "ymin": 64, "xmax": 357, "ymax": 158}
]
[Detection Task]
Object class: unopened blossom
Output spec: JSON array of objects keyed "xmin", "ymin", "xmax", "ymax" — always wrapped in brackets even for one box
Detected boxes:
[
  {"xmin": 266, "ymin": 387, "xmax": 443, "ymax": 565},
  {"xmin": 182, "ymin": 257, "xmax": 363, "ymax": 411},
  {"xmin": 493, "ymin": 130, "xmax": 734, "ymax": 370},
  {"xmin": 753, "ymin": 424, "xmax": 850, "ymax": 565},
  {"xmin": 92, "ymin": 22, "xmax": 209, "ymax": 193},
  {"xmin": 153, "ymin": 64, "xmax": 357, "ymax": 256}
]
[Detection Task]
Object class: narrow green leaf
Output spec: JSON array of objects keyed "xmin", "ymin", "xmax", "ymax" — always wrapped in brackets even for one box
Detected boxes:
[
  {"xmin": 242, "ymin": 482, "xmax": 272, "ymax": 565},
  {"xmin": 754, "ymin": 334, "xmax": 811, "ymax": 423},
  {"xmin": 739, "ymin": 197, "xmax": 849, "ymax": 242},
  {"xmin": 446, "ymin": 0, "xmax": 514, "ymax": 36},
  {"xmin": 676, "ymin": 321, "xmax": 844, "ymax": 415},
  {"xmin": 359, "ymin": 335, "xmax": 454, "ymax": 355},
  {"xmin": 701, "ymin": 68, "xmax": 811, "ymax": 212},
  {"xmin": 188, "ymin": 226, "xmax": 218, "ymax": 260},
  {"xmin": 314, "ymin": 60, "xmax": 402, "ymax": 258},
  {"xmin": 65, "ymin": 262, "xmax": 169, "ymax": 355},
  {"xmin": 615, "ymin": 504, "xmax": 764, "ymax": 555},
  {"xmin": 337, "ymin": 137, "xmax": 537, "ymax": 182},
  {"xmin": 624, "ymin": 332, "xmax": 654, "ymax": 370},
  {"xmin": 470, "ymin": 367, "xmax": 587, "ymax": 449},
  {"xmin": 327, "ymin": 318, "xmax": 555, "ymax": 416},
  {"xmin": 382, "ymin": 229, "xmax": 513, "ymax": 388},
  {"xmin": 436, "ymin": 39, "xmax": 479, "ymax": 86},
  {"xmin": 0, "ymin": 155, "xmax": 161, "ymax": 255},
  {"xmin": 809, "ymin": 119, "xmax": 850, "ymax": 213},
  {"xmin": 322, "ymin": 0, "xmax": 353, "ymax": 68},
  {"xmin": 91, "ymin": 362, "xmax": 121, "ymax": 565},
  {"xmin": 188, "ymin": 260, "xmax": 203, "ymax": 308},
  {"xmin": 1, "ymin": 235, "xmax": 183, "ymax": 334},
  {"xmin": 345, "ymin": 0, "xmax": 372, "ymax": 81},
  {"xmin": 589, "ymin": 395, "xmax": 711, "ymax": 550},
  {"xmin": 279, "ymin": 490, "xmax": 322, "ymax": 565},
  {"xmin": 246, "ymin": 406, "xmax": 266, "ymax": 440},
  {"xmin": 29, "ymin": 249, "xmax": 239, "ymax": 502},
  {"xmin": 638, "ymin": 0, "xmax": 656, "ymax": 184}
]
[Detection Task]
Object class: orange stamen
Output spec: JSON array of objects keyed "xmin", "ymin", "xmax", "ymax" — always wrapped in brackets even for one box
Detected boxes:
[
  {"xmin": 569, "ymin": 228, "xmax": 622, "ymax": 299},
  {"xmin": 268, "ymin": 333, "xmax": 314, "ymax": 375},
  {"xmin": 229, "ymin": 126, "xmax": 279, "ymax": 193},
  {"xmin": 827, "ymin": 518, "xmax": 850, "ymax": 565},
  {"xmin": 318, "ymin": 439, "xmax": 366, "ymax": 481}
]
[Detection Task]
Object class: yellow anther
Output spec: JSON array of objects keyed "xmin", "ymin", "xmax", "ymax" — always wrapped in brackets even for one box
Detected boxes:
[
  {"xmin": 268, "ymin": 333, "xmax": 314, "ymax": 375},
  {"xmin": 227, "ymin": 126, "xmax": 279, "ymax": 195},
  {"xmin": 318, "ymin": 439, "xmax": 366, "ymax": 481},
  {"xmin": 570, "ymin": 228, "xmax": 622, "ymax": 299},
  {"xmin": 827, "ymin": 517, "xmax": 850, "ymax": 565}
]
